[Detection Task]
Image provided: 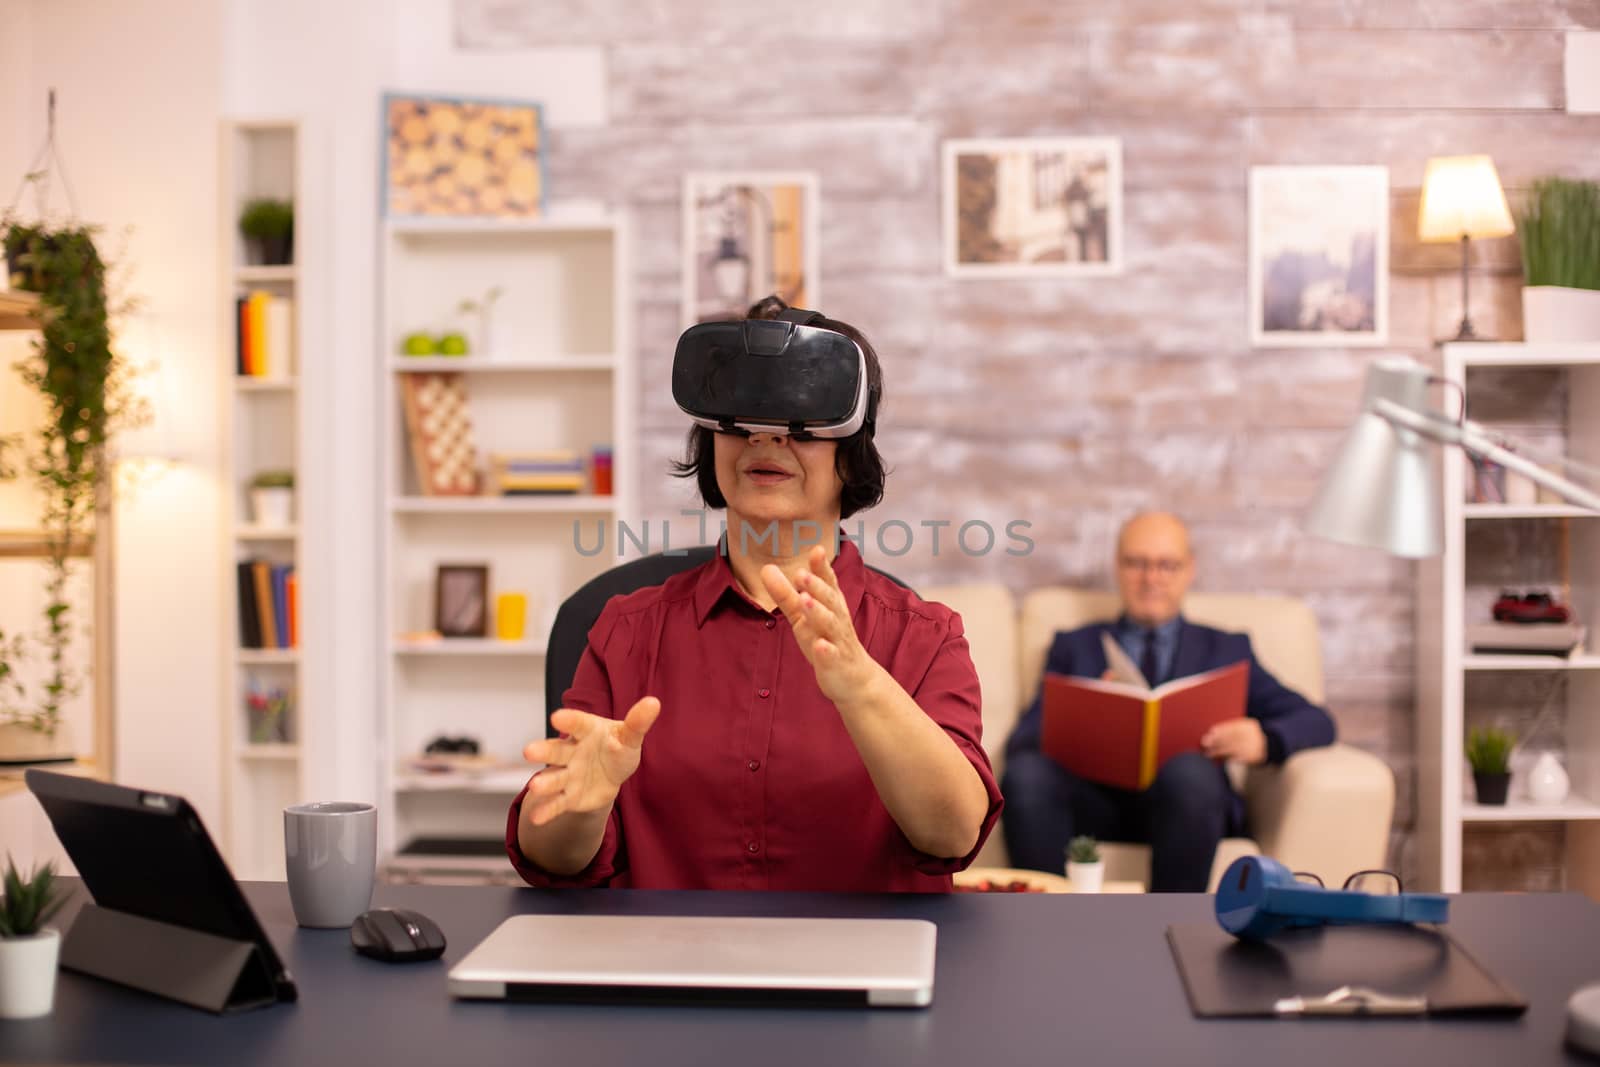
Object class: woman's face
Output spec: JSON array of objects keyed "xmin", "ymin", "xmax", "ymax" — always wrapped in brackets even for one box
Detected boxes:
[{"xmin": 713, "ymin": 430, "xmax": 844, "ymax": 532}]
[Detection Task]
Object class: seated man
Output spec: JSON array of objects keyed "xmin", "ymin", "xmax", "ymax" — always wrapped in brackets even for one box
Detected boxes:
[{"xmin": 1001, "ymin": 511, "xmax": 1336, "ymax": 892}]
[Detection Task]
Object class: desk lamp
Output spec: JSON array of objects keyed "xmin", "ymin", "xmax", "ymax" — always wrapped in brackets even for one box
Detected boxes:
[
  {"xmin": 1305, "ymin": 357, "xmax": 1600, "ymax": 558},
  {"xmin": 1418, "ymin": 155, "xmax": 1515, "ymax": 342}
]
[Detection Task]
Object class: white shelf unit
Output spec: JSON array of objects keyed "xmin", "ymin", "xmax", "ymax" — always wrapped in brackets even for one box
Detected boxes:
[
  {"xmin": 378, "ymin": 214, "xmax": 635, "ymax": 882},
  {"xmin": 1417, "ymin": 342, "xmax": 1600, "ymax": 893},
  {"xmin": 219, "ymin": 120, "xmax": 308, "ymax": 880}
]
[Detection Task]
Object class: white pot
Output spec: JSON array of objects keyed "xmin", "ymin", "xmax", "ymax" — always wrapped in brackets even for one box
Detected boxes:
[
  {"xmin": 0, "ymin": 721, "xmax": 72, "ymax": 762},
  {"xmin": 249, "ymin": 487, "xmax": 294, "ymax": 528},
  {"xmin": 1523, "ymin": 286, "xmax": 1600, "ymax": 343},
  {"xmin": 1067, "ymin": 860, "xmax": 1105, "ymax": 894},
  {"xmin": 0, "ymin": 928, "xmax": 61, "ymax": 1019}
]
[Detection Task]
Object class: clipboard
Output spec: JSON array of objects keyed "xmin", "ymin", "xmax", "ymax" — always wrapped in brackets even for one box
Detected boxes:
[{"xmin": 1166, "ymin": 921, "xmax": 1527, "ymax": 1018}]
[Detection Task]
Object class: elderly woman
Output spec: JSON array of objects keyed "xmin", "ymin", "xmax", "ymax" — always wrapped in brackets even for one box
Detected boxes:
[{"xmin": 506, "ymin": 297, "xmax": 1001, "ymax": 891}]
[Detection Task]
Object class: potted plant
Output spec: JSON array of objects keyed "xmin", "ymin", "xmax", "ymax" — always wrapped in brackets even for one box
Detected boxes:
[
  {"xmin": 0, "ymin": 857, "xmax": 71, "ymax": 1019},
  {"xmin": 1467, "ymin": 726, "xmax": 1515, "ymax": 806},
  {"xmin": 249, "ymin": 470, "xmax": 294, "ymax": 528},
  {"xmin": 1066, "ymin": 835, "xmax": 1104, "ymax": 893},
  {"xmin": 0, "ymin": 218, "xmax": 137, "ymax": 757},
  {"xmin": 1516, "ymin": 177, "xmax": 1600, "ymax": 342},
  {"xmin": 239, "ymin": 198, "xmax": 294, "ymax": 267}
]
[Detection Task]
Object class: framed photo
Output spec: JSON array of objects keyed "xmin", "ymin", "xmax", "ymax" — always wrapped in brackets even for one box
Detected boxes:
[
  {"xmin": 682, "ymin": 172, "xmax": 819, "ymax": 327},
  {"xmin": 382, "ymin": 92, "xmax": 544, "ymax": 219},
  {"xmin": 943, "ymin": 137, "xmax": 1123, "ymax": 278},
  {"xmin": 434, "ymin": 564, "xmax": 490, "ymax": 638},
  {"xmin": 1249, "ymin": 165, "xmax": 1389, "ymax": 347}
]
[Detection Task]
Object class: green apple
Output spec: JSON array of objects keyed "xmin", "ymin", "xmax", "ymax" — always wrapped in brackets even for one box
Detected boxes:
[
  {"xmin": 401, "ymin": 332, "xmax": 436, "ymax": 356},
  {"xmin": 438, "ymin": 332, "xmax": 470, "ymax": 356}
]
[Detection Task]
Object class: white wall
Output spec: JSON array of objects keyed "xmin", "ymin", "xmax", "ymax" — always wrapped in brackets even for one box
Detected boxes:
[
  {"xmin": 0, "ymin": 0, "xmax": 610, "ymax": 868},
  {"xmin": 0, "ymin": 0, "xmax": 225, "ymax": 863}
]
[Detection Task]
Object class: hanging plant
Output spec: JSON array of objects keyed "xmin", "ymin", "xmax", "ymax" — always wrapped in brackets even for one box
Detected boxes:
[{"xmin": 0, "ymin": 218, "xmax": 136, "ymax": 738}]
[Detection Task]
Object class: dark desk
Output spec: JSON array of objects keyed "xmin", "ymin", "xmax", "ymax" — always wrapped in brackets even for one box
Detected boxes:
[{"xmin": 3, "ymin": 883, "xmax": 1598, "ymax": 1066}]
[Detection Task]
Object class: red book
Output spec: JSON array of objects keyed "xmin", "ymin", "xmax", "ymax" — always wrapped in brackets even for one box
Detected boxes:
[{"xmin": 1041, "ymin": 658, "xmax": 1249, "ymax": 791}]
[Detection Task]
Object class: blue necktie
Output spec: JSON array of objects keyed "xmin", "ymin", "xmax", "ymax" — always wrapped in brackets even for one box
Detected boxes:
[{"xmin": 1140, "ymin": 630, "xmax": 1161, "ymax": 688}]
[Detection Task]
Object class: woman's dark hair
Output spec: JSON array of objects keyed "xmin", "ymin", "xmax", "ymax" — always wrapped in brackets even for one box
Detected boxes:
[{"xmin": 670, "ymin": 295, "xmax": 886, "ymax": 518}]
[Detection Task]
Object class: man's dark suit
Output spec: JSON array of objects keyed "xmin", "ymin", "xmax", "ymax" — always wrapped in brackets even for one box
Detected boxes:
[{"xmin": 1001, "ymin": 617, "xmax": 1336, "ymax": 892}]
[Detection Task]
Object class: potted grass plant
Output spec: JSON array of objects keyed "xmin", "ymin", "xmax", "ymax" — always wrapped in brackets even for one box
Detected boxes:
[
  {"xmin": 1066, "ymin": 835, "xmax": 1104, "ymax": 893},
  {"xmin": 0, "ymin": 857, "xmax": 71, "ymax": 1019},
  {"xmin": 1467, "ymin": 726, "xmax": 1515, "ymax": 806},
  {"xmin": 239, "ymin": 198, "xmax": 294, "ymax": 267},
  {"xmin": 249, "ymin": 470, "xmax": 294, "ymax": 528},
  {"xmin": 1516, "ymin": 177, "xmax": 1600, "ymax": 342}
]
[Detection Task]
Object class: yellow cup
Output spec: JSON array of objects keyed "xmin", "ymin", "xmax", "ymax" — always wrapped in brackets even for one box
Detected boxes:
[{"xmin": 495, "ymin": 592, "xmax": 528, "ymax": 641}]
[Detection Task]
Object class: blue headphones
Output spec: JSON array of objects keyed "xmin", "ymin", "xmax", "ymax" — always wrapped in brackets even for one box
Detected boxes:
[{"xmin": 1215, "ymin": 856, "xmax": 1449, "ymax": 941}]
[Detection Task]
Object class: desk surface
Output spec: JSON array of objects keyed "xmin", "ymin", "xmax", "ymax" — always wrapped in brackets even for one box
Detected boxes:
[{"xmin": 2, "ymin": 882, "xmax": 1597, "ymax": 1066}]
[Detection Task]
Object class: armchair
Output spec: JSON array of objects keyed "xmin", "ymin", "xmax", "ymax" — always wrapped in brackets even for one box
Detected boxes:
[{"xmin": 923, "ymin": 584, "xmax": 1395, "ymax": 892}]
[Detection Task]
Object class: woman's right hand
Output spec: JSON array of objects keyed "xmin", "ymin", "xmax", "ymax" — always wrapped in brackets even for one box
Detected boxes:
[{"xmin": 520, "ymin": 696, "xmax": 661, "ymax": 826}]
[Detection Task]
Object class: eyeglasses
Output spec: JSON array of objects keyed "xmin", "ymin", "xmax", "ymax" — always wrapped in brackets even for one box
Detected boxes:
[
  {"xmin": 1292, "ymin": 869, "xmax": 1403, "ymax": 895},
  {"xmin": 1117, "ymin": 556, "xmax": 1187, "ymax": 576}
]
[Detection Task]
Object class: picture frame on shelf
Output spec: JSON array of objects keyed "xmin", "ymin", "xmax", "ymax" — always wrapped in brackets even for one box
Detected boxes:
[
  {"xmin": 382, "ymin": 92, "xmax": 544, "ymax": 219},
  {"xmin": 435, "ymin": 564, "xmax": 490, "ymax": 638},
  {"xmin": 1249, "ymin": 165, "xmax": 1389, "ymax": 348},
  {"xmin": 942, "ymin": 137, "xmax": 1123, "ymax": 278},
  {"xmin": 682, "ymin": 171, "xmax": 819, "ymax": 328}
]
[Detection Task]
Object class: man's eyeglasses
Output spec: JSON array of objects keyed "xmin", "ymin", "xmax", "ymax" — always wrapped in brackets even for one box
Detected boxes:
[
  {"xmin": 1117, "ymin": 555, "xmax": 1187, "ymax": 577},
  {"xmin": 1293, "ymin": 869, "xmax": 1403, "ymax": 895}
]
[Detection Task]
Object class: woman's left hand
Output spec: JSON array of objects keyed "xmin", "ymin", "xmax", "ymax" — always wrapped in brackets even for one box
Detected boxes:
[{"xmin": 761, "ymin": 546, "xmax": 880, "ymax": 706}]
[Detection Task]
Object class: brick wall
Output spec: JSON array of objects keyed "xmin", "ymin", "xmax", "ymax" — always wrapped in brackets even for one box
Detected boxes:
[{"xmin": 457, "ymin": 0, "xmax": 1600, "ymax": 881}]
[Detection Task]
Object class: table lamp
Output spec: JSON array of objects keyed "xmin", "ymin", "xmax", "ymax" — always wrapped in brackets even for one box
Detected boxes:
[
  {"xmin": 1418, "ymin": 155, "xmax": 1515, "ymax": 341},
  {"xmin": 1305, "ymin": 357, "xmax": 1600, "ymax": 557}
]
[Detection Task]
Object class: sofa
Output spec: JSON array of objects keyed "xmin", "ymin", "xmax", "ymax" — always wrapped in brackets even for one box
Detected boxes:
[{"xmin": 920, "ymin": 583, "xmax": 1396, "ymax": 892}]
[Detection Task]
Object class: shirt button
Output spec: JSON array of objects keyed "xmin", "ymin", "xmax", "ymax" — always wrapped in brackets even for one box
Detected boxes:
[
  {"xmin": 747, "ymin": 759, "xmax": 760, "ymax": 772},
  {"xmin": 765, "ymin": 618, "xmax": 776, "ymax": 630},
  {"xmin": 747, "ymin": 842, "xmax": 760, "ymax": 854},
  {"xmin": 758, "ymin": 687, "xmax": 771, "ymax": 698}
]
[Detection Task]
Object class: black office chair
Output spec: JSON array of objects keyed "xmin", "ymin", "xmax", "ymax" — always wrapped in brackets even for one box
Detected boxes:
[{"xmin": 544, "ymin": 546, "xmax": 908, "ymax": 732}]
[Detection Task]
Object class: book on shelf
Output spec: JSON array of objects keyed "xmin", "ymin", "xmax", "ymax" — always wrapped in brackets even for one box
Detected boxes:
[
  {"xmin": 1467, "ymin": 622, "xmax": 1587, "ymax": 656},
  {"xmin": 489, "ymin": 450, "xmax": 583, "ymax": 495},
  {"xmin": 234, "ymin": 290, "xmax": 294, "ymax": 379},
  {"xmin": 236, "ymin": 558, "xmax": 298, "ymax": 650},
  {"xmin": 1040, "ymin": 633, "xmax": 1248, "ymax": 791}
]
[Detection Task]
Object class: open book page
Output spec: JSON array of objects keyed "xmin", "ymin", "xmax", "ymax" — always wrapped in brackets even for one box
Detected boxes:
[{"xmin": 1100, "ymin": 630, "xmax": 1149, "ymax": 689}]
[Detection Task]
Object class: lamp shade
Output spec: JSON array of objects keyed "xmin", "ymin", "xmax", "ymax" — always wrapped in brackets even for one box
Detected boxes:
[
  {"xmin": 1304, "ymin": 358, "xmax": 1443, "ymax": 558},
  {"xmin": 1418, "ymin": 155, "xmax": 1515, "ymax": 242}
]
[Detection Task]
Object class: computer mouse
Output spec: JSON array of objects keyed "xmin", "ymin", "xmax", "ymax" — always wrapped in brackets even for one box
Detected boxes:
[
  {"xmin": 1568, "ymin": 984, "xmax": 1600, "ymax": 1057},
  {"xmin": 351, "ymin": 907, "xmax": 447, "ymax": 963}
]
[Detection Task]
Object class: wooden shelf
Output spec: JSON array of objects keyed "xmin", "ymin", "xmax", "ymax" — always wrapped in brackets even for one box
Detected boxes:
[
  {"xmin": 390, "ymin": 356, "xmax": 614, "ymax": 373},
  {"xmin": 1464, "ymin": 654, "xmax": 1600, "ymax": 671},
  {"xmin": 238, "ymin": 649, "xmax": 299, "ymax": 665},
  {"xmin": 394, "ymin": 638, "xmax": 547, "ymax": 657},
  {"xmin": 1454, "ymin": 343, "xmax": 1600, "ymax": 369},
  {"xmin": 1463, "ymin": 503, "xmax": 1597, "ymax": 520},
  {"xmin": 391, "ymin": 495, "xmax": 616, "ymax": 515},
  {"xmin": 388, "ymin": 217, "xmax": 615, "ymax": 238},
  {"xmin": 0, "ymin": 289, "xmax": 40, "ymax": 331},
  {"xmin": 235, "ymin": 376, "xmax": 297, "ymax": 393},
  {"xmin": 236, "ymin": 524, "xmax": 298, "ymax": 541},
  {"xmin": 0, "ymin": 529, "xmax": 94, "ymax": 559},
  {"xmin": 393, "ymin": 768, "xmax": 529, "ymax": 794},
  {"xmin": 235, "ymin": 265, "xmax": 296, "ymax": 283},
  {"xmin": 237, "ymin": 743, "xmax": 300, "ymax": 761},
  {"xmin": 1462, "ymin": 797, "xmax": 1600, "ymax": 822}
]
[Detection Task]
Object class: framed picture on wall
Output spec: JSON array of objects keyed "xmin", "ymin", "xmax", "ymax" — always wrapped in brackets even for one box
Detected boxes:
[
  {"xmin": 682, "ymin": 172, "xmax": 819, "ymax": 327},
  {"xmin": 382, "ymin": 93, "xmax": 544, "ymax": 219},
  {"xmin": 942, "ymin": 137, "xmax": 1123, "ymax": 278},
  {"xmin": 1249, "ymin": 165, "xmax": 1389, "ymax": 347},
  {"xmin": 434, "ymin": 563, "xmax": 490, "ymax": 638}
]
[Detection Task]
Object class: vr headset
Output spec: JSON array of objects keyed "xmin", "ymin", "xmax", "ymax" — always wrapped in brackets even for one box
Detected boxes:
[
  {"xmin": 1215, "ymin": 856, "xmax": 1449, "ymax": 941},
  {"xmin": 672, "ymin": 308, "xmax": 870, "ymax": 440}
]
